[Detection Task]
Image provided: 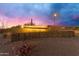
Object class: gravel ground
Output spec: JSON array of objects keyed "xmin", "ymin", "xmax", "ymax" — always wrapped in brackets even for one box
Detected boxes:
[{"xmin": 0, "ymin": 37, "xmax": 79, "ymax": 56}]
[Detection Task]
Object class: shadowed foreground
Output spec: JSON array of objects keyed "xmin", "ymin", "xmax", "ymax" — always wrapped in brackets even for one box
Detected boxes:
[{"xmin": 0, "ymin": 37, "xmax": 79, "ymax": 56}]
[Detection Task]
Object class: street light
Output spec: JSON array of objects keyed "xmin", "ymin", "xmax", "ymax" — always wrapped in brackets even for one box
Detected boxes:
[
  {"xmin": 53, "ymin": 13, "xmax": 57, "ymax": 17},
  {"xmin": 53, "ymin": 13, "xmax": 58, "ymax": 26}
]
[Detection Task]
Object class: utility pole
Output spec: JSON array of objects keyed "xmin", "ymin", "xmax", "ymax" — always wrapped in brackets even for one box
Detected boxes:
[{"xmin": 0, "ymin": 17, "xmax": 5, "ymax": 29}]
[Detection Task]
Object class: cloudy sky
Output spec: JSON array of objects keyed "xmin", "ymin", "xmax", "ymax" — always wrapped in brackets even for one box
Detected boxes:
[{"xmin": 0, "ymin": 3, "xmax": 79, "ymax": 28}]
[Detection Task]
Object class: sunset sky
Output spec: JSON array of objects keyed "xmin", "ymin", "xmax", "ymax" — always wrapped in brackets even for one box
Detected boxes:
[{"xmin": 0, "ymin": 3, "xmax": 79, "ymax": 28}]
